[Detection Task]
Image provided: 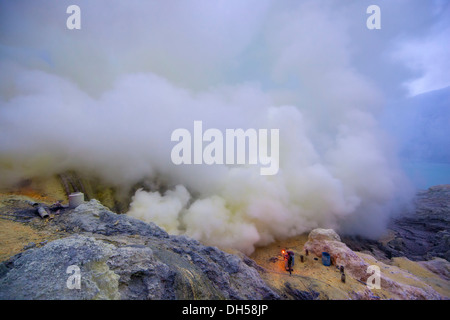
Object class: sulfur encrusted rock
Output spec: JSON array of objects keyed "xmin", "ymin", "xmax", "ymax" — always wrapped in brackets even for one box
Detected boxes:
[
  {"xmin": 304, "ymin": 228, "xmax": 370, "ymax": 281},
  {"xmin": 0, "ymin": 200, "xmax": 279, "ymax": 300},
  {"xmin": 308, "ymin": 228, "xmax": 341, "ymax": 242},
  {"xmin": 304, "ymin": 228, "xmax": 445, "ymax": 300}
]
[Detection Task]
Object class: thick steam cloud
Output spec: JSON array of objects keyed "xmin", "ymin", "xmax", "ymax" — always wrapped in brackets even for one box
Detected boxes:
[{"xmin": 1, "ymin": 0, "xmax": 437, "ymax": 254}]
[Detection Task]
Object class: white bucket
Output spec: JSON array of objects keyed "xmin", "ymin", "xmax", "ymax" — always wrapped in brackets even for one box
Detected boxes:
[{"xmin": 69, "ymin": 192, "xmax": 84, "ymax": 208}]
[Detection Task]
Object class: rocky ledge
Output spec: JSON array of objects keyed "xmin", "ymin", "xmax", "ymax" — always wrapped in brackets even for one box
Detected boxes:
[
  {"xmin": 0, "ymin": 200, "xmax": 279, "ymax": 300},
  {"xmin": 343, "ymin": 185, "xmax": 450, "ymax": 262},
  {"xmin": 0, "ymin": 185, "xmax": 449, "ymax": 300},
  {"xmin": 305, "ymin": 228, "xmax": 446, "ymax": 299}
]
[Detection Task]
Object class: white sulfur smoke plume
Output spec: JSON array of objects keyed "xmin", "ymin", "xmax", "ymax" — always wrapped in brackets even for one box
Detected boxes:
[{"xmin": 2, "ymin": 0, "xmax": 446, "ymax": 254}]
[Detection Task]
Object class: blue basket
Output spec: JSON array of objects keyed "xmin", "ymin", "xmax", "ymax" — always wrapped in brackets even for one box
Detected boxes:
[{"xmin": 322, "ymin": 252, "xmax": 331, "ymax": 266}]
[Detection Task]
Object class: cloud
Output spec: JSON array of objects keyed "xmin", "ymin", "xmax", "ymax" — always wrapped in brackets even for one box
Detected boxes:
[
  {"xmin": 394, "ymin": 25, "xmax": 450, "ymax": 96},
  {"xmin": 389, "ymin": 0, "xmax": 450, "ymax": 96},
  {"xmin": 3, "ymin": 0, "xmax": 443, "ymax": 254}
]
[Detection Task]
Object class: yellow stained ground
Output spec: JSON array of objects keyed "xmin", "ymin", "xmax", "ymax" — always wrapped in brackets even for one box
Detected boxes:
[
  {"xmin": 250, "ymin": 234, "xmax": 450, "ymax": 299},
  {"xmin": 249, "ymin": 234, "xmax": 376, "ymax": 299},
  {"xmin": 0, "ymin": 219, "xmax": 58, "ymax": 262},
  {"xmin": 0, "ymin": 179, "xmax": 66, "ymax": 262},
  {"xmin": 0, "ymin": 178, "xmax": 448, "ymax": 300}
]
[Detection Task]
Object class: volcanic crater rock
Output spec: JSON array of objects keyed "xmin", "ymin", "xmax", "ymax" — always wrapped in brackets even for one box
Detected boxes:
[
  {"xmin": 0, "ymin": 200, "xmax": 279, "ymax": 300},
  {"xmin": 304, "ymin": 228, "xmax": 445, "ymax": 300}
]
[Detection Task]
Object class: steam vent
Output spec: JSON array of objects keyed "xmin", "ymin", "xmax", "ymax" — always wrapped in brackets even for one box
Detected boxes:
[{"xmin": 0, "ymin": 1, "xmax": 449, "ymax": 311}]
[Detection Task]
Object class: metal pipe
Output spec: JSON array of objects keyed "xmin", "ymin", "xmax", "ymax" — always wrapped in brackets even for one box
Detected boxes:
[{"xmin": 37, "ymin": 206, "xmax": 49, "ymax": 218}]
